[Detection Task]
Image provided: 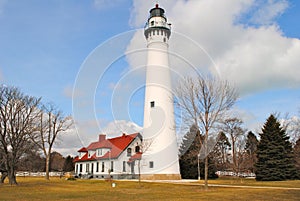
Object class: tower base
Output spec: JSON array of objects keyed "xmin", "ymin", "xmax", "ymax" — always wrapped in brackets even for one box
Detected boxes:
[{"xmin": 140, "ymin": 174, "xmax": 181, "ymax": 180}]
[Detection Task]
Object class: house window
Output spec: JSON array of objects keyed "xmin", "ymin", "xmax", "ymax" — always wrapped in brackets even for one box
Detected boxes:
[
  {"xmin": 86, "ymin": 163, "xmax": 89, "ymax": 173},
  {"xmin": 127, "ymin": 148, "xmax": 132, "ymax": 156},
  {"xmin": 91, "ymin": 163, "xmax": 94, "ymax": 174},
  {"xmin": 101, "ymin": 162, "xmax": 105, "ymax": 172},
  {"xmin": 97, "ymin": 149, "xmax": 102, "ymax": 156},
  {"xmin": 96, "ymin": 162, "xmax": 99, "ymax": 172},
  {"xmin": 150, "ymin": 101, "xmax": 155, "ymax": 108},
  {"xmin": 151, "ymin": 21, "xmax": 154, "ymax": 26},
  {"xmin": 149, "ymin": 161, "xmax": 154, "ymax": 168},
  {"xmin": 135, "ymin": 146, "xmax": 140, "ymax": 153},
  {"xmin": 111, "ymin": 161, "xmax": 114, "ymax": 172},
  {"xmin": 123, "ymin": 161, "xmax": 126, "ymax": 172},
  {"xmin": 79, "ymin": 164, "xmax": 82, "ymax": 172}
]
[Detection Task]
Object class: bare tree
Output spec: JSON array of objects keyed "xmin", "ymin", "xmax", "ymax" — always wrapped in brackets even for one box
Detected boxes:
[
  {"xmin": 0, "ymin": 86, "xmax": 40, "ymax": 185},
  {"xmin": 284, "ymin": 115, "xmax": 300, "ymax": 146},
  {"xmin": 136, "ymin": 135, "xmax": 152, "ymax": 186},
  {"xmin": 221, "ymin": 117, "xmax": 245, "ymax": 173},
  {"xmin": 175, "ymin": 75, "xmax": 238, "ymax": 189},
  {"xmin": 32, "ymin": 103, "xmax": 72, "ymax": 180}
]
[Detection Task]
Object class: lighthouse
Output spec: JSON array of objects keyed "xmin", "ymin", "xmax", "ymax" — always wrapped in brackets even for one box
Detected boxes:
[{"xmin": 142, "ymin": 4, "xmax": 181, "ymax": 180}]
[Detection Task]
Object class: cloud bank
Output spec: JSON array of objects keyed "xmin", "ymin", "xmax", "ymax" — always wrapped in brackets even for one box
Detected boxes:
[{"xmin": 127, "ymin": 0, "xmax": 300, "ymax": 96}]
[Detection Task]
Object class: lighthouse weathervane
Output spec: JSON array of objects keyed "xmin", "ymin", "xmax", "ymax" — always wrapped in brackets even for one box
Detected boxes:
[{"xmin": 142, "ymin": 4, "xmax": 181, "ymax": 180}]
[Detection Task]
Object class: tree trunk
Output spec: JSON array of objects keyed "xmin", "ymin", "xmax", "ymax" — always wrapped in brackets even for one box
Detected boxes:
[
  {"xmin": 204, "ymin": 157, "xmax": 208, "ymax": 190},
  {"xmin": 45, "ymin": 154, "xmax": 50, "ymax": 180},
  {"xmin": 204, "ymin": 125, "xmax": 209, "ymax": 190},
  {"xmin": 8, "ymin": 167, "xmax": 17, "ymax": 185},
  {"xmin": 232, "ymin": 137, "xmax": 236, "ymax": 173},
  {"xmin": 1, "ymin": 171, "xmax": 7, "ymax": 183}
]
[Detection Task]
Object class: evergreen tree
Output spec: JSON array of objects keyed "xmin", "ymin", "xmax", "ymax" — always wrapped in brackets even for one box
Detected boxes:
[
  {"xmin": 211, "ymin": 132, "xmax": 231, "ymax": 171},
  {"xmin": 244, "ymin": 131, "xmax": 258, "ymax": 172},
  {"xmin": 179, "ymin": 125, "xmax": 218, "ymax": 179},
  {"xmin": 293, "ymin": 137, "xmax": 300, "ymax": 173},
  {"xmin": 63, "ymin": 155, "xmax": 75, "ymax": 172},
  {"xmin": 255, "ymin": 115, "xmax": 298, "ymax": 181}
]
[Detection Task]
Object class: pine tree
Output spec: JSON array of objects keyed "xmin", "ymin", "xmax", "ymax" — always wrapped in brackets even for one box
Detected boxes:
[
  {"xmin": 63, "ymin": 155, "xmax": 74, "ymax": 172},
  {"xmin": 179, "ymin": 125, "xmax": 218, "ymax": 179},
  {"xmin": 244, "ymin": 131, "xmax": 258, "ymax": 172},
  {"xmin": 255, "ymin": 115, "xmax": 298, "ymax": 181},
  {"xmin": 294, "ymin": 137, "xmax": 300, "ymax": 173},
  {"xmin": 179, "ymin": 125, "xmax": 202, "ymax": 179},
  {"xmin": 212, "ymin": 132, "xmax": 231, "ymax": 171}
]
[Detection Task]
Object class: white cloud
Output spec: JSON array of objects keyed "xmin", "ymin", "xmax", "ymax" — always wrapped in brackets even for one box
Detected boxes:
[
  {"xmin": 127, "ymin": 0, "xmax": 300, "ymax": 96},
  {"xmin": 54, "ymin": 119, "xmax": 142, "ymax": 156},
  {"xmin": 250, "ymin": 0, "xmax": 289, "ymax": 25},
  {"xmin": 53, "ymin": 127, "xmax": 82, "ymax": 157},
  {"xmin": 101, "ymin": 120, "xmax": 142, "ymax": 137}
]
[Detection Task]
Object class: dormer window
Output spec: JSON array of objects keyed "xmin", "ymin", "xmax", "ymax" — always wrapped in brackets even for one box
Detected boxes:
[
  {"xmin": 127, "ymin": 148, "xmax": 132, "ymax": 156},
  {"xmin": 135, "ymin": 146, "xmax": 140, "ymax": 153},
  {"xmin": 97, "ymin": 149, "xmax": 103, "ymax": 157}
]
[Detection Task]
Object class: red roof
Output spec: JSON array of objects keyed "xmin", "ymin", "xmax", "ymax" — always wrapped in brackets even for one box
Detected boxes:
[
  {"xmin": 73, "ymin": 153, "xmax": 97, "ymax": 162},
  {"xmin": 77, "ymin": 147, "xmax": 88, "ymax": 152},
  {"xmin": 128, "ymin": 152, "xmax": 142, "ymax": 163},
  {"xmin": 74, "ymin": 133, "xmax": 141, "ymax": 162},
  {"xmin": 87, "ymin": 140, "xmax": 112, "ymax": 150}
]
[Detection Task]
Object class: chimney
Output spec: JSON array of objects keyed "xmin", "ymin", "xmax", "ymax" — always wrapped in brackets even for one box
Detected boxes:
[{"xmin": 99, "ymin": 134, "xmax": 106, "ymax": 142}]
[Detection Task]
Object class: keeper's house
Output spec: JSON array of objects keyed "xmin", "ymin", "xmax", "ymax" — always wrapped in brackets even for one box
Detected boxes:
[{"xmin": 74, "ymin": 133, "xmax": 142, "ymax": 179}]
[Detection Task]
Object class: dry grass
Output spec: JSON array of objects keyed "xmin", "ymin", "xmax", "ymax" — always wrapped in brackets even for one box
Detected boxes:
[{"xmin": 0, "ymin": 177, "xmax": 299, "ymax": 201}]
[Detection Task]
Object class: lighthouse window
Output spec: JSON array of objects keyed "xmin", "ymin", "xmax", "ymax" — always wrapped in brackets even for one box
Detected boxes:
[
  {"xmin": 151, "ymin": 21, "xmax": 154, "ymax": 26},
  {"xmin": 149, "ymin": 161, "xmax": 154, "ymax": 168},
  {"xmin": 150, "ymin": 101, "xmax": 155, "ymax": 108}
]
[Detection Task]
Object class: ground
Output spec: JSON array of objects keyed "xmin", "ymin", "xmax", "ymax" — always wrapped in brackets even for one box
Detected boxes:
[{"xmin": 0, "ymin": 177, "xmax": 299, "ymax": 201}]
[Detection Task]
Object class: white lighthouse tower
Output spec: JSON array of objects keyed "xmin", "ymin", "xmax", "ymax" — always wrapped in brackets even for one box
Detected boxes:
[{"xmin": 142, "ymin": 4, "xmax": 181, "ymax": 180}]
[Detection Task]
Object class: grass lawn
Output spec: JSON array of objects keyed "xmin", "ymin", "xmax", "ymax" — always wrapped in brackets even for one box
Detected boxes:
[{"xmin": 0, "ymin": 177, "xmax": 299, "ymax": 201}]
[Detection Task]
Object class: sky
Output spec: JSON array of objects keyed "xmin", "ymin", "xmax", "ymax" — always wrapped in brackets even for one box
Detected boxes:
[{"xmin": 0, "ymin": 0, "xmax": 299, "ymax": 156}]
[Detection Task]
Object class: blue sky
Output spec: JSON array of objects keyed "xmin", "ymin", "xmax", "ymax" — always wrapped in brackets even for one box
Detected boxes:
[{"xmin": 0, "ymin": 0, "xmax": 299, "ymax": 155}]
